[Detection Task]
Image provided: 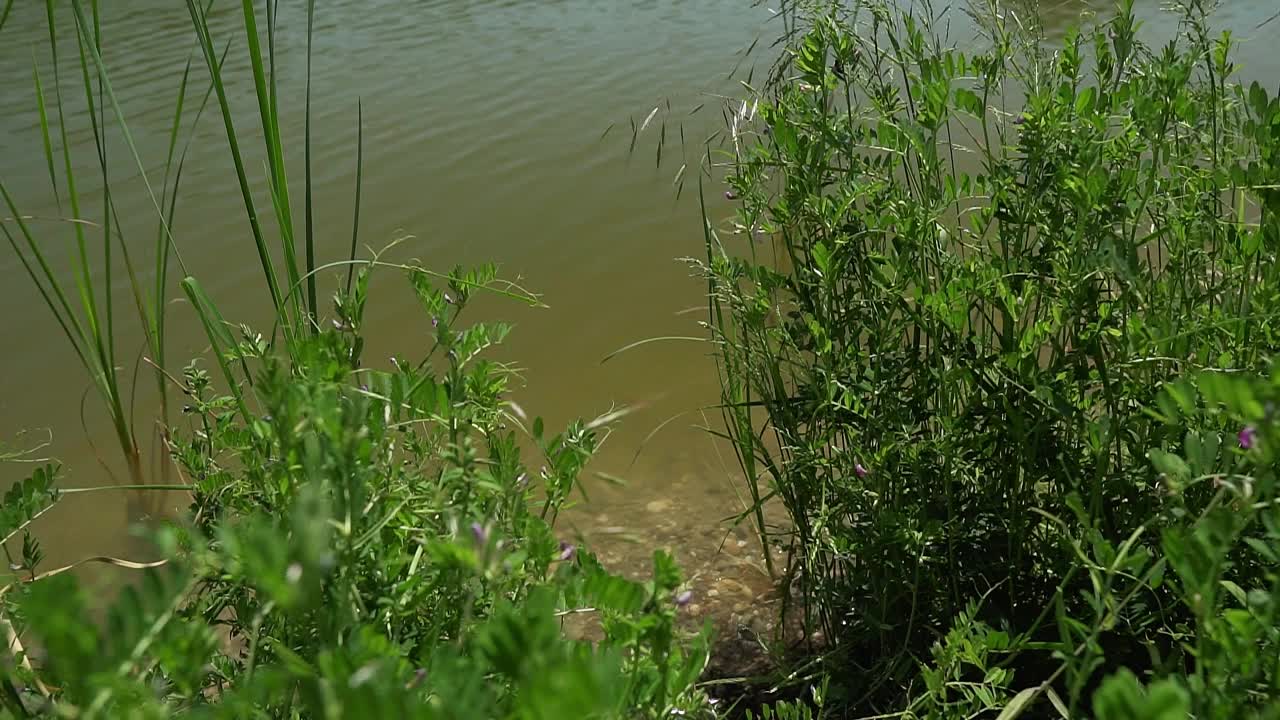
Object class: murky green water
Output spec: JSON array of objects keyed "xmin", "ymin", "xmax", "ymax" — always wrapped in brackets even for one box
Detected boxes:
[{"xmin": 1, "ymin": 1, "xmax": 1276, "ymax": 618}]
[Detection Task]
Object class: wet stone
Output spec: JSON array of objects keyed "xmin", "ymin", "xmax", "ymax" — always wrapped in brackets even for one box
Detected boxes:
[
  {"xmin": 714, "ymin": 578, "xmax": 753, "ymax": 599},
  {"xmin": 645, "ymin": 499, "xmax": 673, "ymax": 513}
]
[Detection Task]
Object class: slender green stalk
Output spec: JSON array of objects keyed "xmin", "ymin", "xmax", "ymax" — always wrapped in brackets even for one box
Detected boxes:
[
  {"xmin": 304, "ymin": 0, "xmax": 318, "ymax": 327},
  {"xmin": 31, "ymin": 58, "xmax": 58, "ymax": 208},
  {"xmin": 239, "ymin": 0, "xmax": 303, "ymax": 325},
  {"xmin": 184, "ymin": 0, "xmax": 287, "ymax": 328},
  {"xmin": 346, "ymin": 100, "xmax": 364, "ymax": 294}
]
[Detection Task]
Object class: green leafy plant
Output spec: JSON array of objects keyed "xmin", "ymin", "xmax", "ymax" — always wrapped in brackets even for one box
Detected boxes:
[
  {"xmin": 1, "ymin": 264, "xmax": 713, "ymax": 718},
  {"xmin": 703, "ymin": 0, "xmax": 1280, "ymax": 713}
]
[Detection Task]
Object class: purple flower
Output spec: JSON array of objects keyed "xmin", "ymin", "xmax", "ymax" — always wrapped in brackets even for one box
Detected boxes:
[
  {"xmin": 558, "ymin": 541, "xmax": 576, "ymax": 562},
  {"xmin": 675, "ymin": 589, "xmax": 693, "ymax": 607},
  {"xmin": 432, "ymin": 316, "xmax": 439, "ymax": 328},
  {"xmin": 1239, "ymin": 426, "xmax": 1258, "ymax": 450},
  {"xmin": 1013, "ymin": 114, "xmax": 1026, "ymax": 126},
  {"xmin": 725, "ymin": 190, "xmax": 738, "ymax": 201},
  {"xmin": 855, "ymin": 463, "xmax": 869, "ymax": 479},
  {"xmin": 470, "ymin": 522, "xmax": 489, "ymax": 547}
]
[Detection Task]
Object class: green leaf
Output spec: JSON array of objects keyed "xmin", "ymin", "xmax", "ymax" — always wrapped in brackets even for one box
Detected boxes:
[
  {"xmin": 1045, "ymin": 687, "xmax": 1071, "ymax": 719},
  {"xmin": 1148, "ymin": 449, "xmax": 1190, "ymax": 483},
  {"xmin": 1093, "ymin": 670, "xmax": 1190, "ymax": 720},
  {"xmin": 811, "ymin": 241, "xmax": 831, "ymax": 276},
  {"xmin": 1220, "ymin": 579, "xmax": 1248, "ymax": 606},
  {"xmin": 1075, "ymin": 86, "xmax": 1098, "ymax": 115},
  {"xmin": 582, "ymin": 564, "xmax": 647, "ymax": 614},
  {"xmin": 0, "ymin": 463, "xmax": 60, "ymax": 545},
  {"xmin": 955, "ymin": 87, "xmax": 984, "ymax": 116},
  {"xmin": 995, "ymin": 687, "xmax": 1039, "ymax": 720},
  {"xmin": 1249, "ymin": 81, "xmax": 1269, "ymax": 119}
]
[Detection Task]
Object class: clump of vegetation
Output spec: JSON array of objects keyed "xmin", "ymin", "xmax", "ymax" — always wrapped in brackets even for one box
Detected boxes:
[
  {"xmin": 0, "ymin": 1, "xmax": 712, "ymax": 717},
  {"xmin": 2, "ymin": 264, "xmax": 712, "ymax": 718},
  {"xmin": 707, "ymin": 0, "xmax": 1280, "ymax": 715}
]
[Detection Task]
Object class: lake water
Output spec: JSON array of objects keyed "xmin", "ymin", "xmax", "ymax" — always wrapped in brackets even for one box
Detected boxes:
[{"xmin": 1, "ymin": 0, "xmax": 1276, "ymax": 621}]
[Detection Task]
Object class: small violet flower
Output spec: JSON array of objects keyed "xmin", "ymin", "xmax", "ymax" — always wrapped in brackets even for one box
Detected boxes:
[
  {"xmin": 725, "ymin": 190, "xmax": 738, "ymax": 201},
  {"xmin": 675, "ymin": 589, "xmax": 694, "ymax": 607},
  {"xmin": 470, "ymin": 522, "xmax": 490, "ymax": 547},
  {"xmin": 1013, "ymin": 114, "xmax": 1027, "ymax": 126},
  {"xmin": 854, "ymin": 463, "xmax": 870, "ymax": 479},
  {"xmin": 1239, "ymin": 425, "xmax": 1258, "ymax": 450},
  {"xmin": 558, "ymin": 541, "xmax": 576, "ymax": 562}
]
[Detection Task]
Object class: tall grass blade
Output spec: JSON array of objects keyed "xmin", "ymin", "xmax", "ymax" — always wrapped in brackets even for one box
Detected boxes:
[
  {"xmin": 303, "ymin": 0, "xmax": 317, "ymax": 327},
  {"xmin": 346, "ymin": 100, "xmax": 364, "ymax": 294},
  {"xmin": 65, "ymin": 0, "xmax": 187, "ymax": 276},
  {"xmin": 31, "ymin": 58, "xmax": 59, "ymax": 209},
  {"xmin": 239, "ymin": 0, "xmax": 302, "ymax": 326},
  {"xmin": 45, "ymin": 1, "xmax": 116, "ymax": 436},
  {"xmin": 151, "ymin": 57, "xmax": 192, "ymax": 390},
  {"xmin": 698, "ymin": 175, "xmax": 773, "ymax": 578},
  {"xmin": 72, "ymin": 2, "xmax": 119, "ymax": 399},
  {"xmin": 184, "ymin": 0, "xmax": 285, "ymax": 324}
]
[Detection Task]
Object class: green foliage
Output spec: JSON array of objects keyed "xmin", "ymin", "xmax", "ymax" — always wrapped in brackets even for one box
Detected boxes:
[
  {"xmin": 913, "ymin": 599, "xmax": 1016, "ymax": 719},
  {"xmin": 1, "ymin": 266, "xmax": 711, "ymax": 718},
  {"xmin": 705, "ymin": 0, "xmax": 1280, "ymax": 714},
  {"xmin": 0, "ymin": 464, "xmax": 58, "ymax": 547}
]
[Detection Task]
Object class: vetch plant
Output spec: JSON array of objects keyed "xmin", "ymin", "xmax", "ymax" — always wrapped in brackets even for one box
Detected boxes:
[
  {"xmin": 700, "ymin": 0, "xmax": 1280, "ymax": 712},
  {"xmin": 0, "ymin": 263, "xmax": 714, "ymax": 718}
]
